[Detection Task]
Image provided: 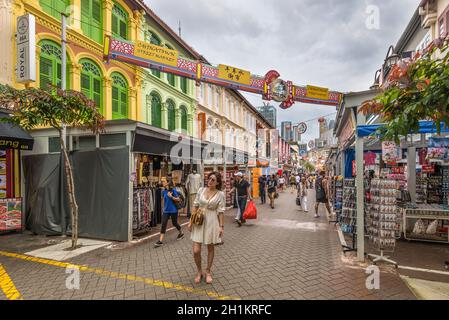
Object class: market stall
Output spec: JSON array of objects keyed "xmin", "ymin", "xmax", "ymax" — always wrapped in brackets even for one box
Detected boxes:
[{"xmin": 354, "ymin": 121, "xmax": 449, "ymax": 261}]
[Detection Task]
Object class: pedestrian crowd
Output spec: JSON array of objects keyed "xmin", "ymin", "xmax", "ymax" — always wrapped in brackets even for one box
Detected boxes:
[{"xmin": 152, "ymin": 169, "xmax": 333, "ymax": 285}]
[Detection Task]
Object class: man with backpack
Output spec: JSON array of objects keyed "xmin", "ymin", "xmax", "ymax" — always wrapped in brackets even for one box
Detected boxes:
[{"xmin": 315, "ymin": 171, "xmax": 332, "ymax": 218}]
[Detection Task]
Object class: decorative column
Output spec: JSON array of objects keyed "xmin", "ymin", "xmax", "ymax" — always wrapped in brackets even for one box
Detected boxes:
[
  {"xmin": 145, "ymin": 88, "xmax": 151, "ymax": 125},
  {"xmin": 129, "ymin": 86, "xmax": 137, "ymax": 120},
  {"xmin": 103, "ymin": 0, "xmax": 114, "ymax": 37},
  {"xmin": 70, "ymin": 62, "xmax": 82, "ymax": 91},
  {"xmin": 132, "ymin": 10, "xmax": 143, "ymax": 42},
  {"xmin": 161, "ymin": 102, "xmax": 168, "ymax": 129},
  {"xmin": 103, "ymin": 75, "xmax": 112, "ymax": 120},
  {"xmin": 135, "ymin": 75, "xmax": 143, "ymax": 122},
  {"xmin": 188, "ymin": 113, "xmax": 194, "ymax": 137},
  {"xmin": 175, "ymin": 107, "xmax": 182, "ymax": 133}
]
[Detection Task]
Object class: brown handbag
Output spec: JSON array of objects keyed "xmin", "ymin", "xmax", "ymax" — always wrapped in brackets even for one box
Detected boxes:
[{"xmin": 190, "ymin": 190, "xmax": 217, "ymax": 226}]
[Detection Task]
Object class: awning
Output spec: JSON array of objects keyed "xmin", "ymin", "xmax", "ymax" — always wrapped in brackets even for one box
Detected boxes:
[
  {"xmin": 0, "ymin": 113, "xmax": 34, "ymax": 150},
  {"xmin": 357, "ymin": 121, "xmax": 449, "ymax": 138}
]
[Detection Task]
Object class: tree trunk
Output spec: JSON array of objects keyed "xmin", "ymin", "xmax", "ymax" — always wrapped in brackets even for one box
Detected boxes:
[{"xmin": 59, "ymin": 131, "xmax": 79, "ymax": 249}]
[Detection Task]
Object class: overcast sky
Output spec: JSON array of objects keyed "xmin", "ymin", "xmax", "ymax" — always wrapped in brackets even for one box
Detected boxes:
[{"xmin": 147, "ymin": 0, "xmax": 418, "ymax": 143}]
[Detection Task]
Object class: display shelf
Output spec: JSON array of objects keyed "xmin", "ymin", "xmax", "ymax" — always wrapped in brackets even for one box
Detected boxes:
[{"xmin": 403, "ymin": 209, "xmax": 449, "ymax": 243}]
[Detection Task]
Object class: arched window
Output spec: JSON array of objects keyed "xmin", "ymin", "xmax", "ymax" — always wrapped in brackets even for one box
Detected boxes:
[
  {"xmin": 146, "ymin": 31, "xmax": 161, "ymax": 78},
  {"xmin": 112, "ymin": 2, "xmax": 128, "ymax": 40},
  {"xmin": 180, "ymin": 106, "xmax": 188, "ymax": 132},
  {"xmin": 39, "ymin": 40, "xmax": 70, "ymax": 91},
  {"xmin": 111, "ymin": 72, "xmax": 128, "ymax": 119},
  {"xmin": 79, "ymin": 58, "xmax": 102, "ymax": 113},
  {"xmin": 40, "ymin": 0, "xmax": 69, "ymax": 20},
  {"xmin": 167, "ymin": 99, "xmax": 176, "ymax": 131},
  {"xmin": 206, "ymin": 118, "xmax": 214, "ymax": 142},
  {"xmin": 215, "ymin": 121, "xmax": 222, "ymax": 145},
  {"xmin": 150, "ymin": 92, "xmax": 162, "ymax": 128},
  {"xmin": 81, "ymin": 0, "xmax": 102, "ymax": 43}
]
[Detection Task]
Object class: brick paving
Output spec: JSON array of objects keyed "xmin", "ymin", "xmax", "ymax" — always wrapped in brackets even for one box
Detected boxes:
[{"xmin": 0, "ymin": 189, "xmax": 417, "ymax": 300}]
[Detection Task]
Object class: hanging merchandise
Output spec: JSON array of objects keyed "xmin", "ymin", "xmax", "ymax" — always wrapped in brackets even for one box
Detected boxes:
[
  {"xmin": 382, "ymin": 141, "xmax": 401, "ymax": 164},
  {"xmin": 427, "ymin": 137, "xmax": 449, "ymax": 161},
  {"xmin": 339, "ymin": 178, "xmax": 357, "ymax": 252},
  {"xmin": 367, "ymin": 179, "xmax": 398, "ymax": 267}
]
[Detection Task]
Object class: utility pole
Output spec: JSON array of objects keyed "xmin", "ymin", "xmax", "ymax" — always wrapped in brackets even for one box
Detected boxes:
[
  {"xmin": 178, "ymin": 20, "xmax": 181, "ymax": 38},
  {"xmin": 61, "ymin": 12, "xmax": 67, "ymax": 147}
]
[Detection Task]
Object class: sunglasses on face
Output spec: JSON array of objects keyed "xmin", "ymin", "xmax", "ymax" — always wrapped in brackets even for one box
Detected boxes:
[{"xmin": 209, "ymin": 177, "xmax": 217, "ymax": 182}]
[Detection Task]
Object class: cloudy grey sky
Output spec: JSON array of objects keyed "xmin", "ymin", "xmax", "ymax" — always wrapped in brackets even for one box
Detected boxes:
[{"xmin": 147, "ymin": 0, "xmax": 417, "ymax": 143}]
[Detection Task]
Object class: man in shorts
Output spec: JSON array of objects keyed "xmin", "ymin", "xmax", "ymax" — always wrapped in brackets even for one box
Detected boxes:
[{"xmin": 314, "ymin": 171, "xmax": 332, "ymax": 218}]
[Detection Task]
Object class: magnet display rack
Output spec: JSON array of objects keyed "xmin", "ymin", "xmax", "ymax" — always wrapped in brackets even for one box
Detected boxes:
[
  {"xmin": 330, "ymin": 176, "xmax": 343, "ymax": 225},
  {"xmin": 339, "ymin": 178, "xmax": 357, "ymax": 252},
  {"xmin": 367, "ymin": 179, "xmax": 398, "ymax": 267}
]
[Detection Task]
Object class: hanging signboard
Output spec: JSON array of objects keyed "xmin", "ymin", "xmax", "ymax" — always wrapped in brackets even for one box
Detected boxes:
[
  {"xmin": 297, "ymin": 122, "xmax": 307, "ymax": 135},
  {"xmin": 218, "ymin": 64, "xmax": 251, "ymax": 85},
  {"xmin": 427, "ymin": 137, "xmax": 449, "ymax": 161},
  {"xmin": 134, "ymin": 40, "xmax": 179, "ymax": 67},
  {"xmin": 16, "ymin": 14, "xmax": 36, "ymax": 83},
  {"xmin": 306, "ymin": 85, "xmax": 329, "ymax": 100},
  {"xmin": 104, "ymin": 36, "xmax": 342, "ymax": 108},
  {"xmin": 382, "ymin": 141, "xmax": 401, "ymax": 162}
]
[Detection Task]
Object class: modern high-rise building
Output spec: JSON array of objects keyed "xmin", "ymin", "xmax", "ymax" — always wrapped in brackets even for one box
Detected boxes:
[
  {"xmin": 257, "ymin": 105, "xmax": 277, "ymax": 128},
  {"xmin": 281, "ymin": 121, "xmax": 293, "ymax": 142}
]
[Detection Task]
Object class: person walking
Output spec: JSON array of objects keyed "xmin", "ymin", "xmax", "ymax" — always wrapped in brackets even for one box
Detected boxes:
[
  {"xmin": 228, "ymin": 172, "xmax": 251, "ymax": 227},
  {"xmin": 188, "ymin": 172, "xmax": 226, "ymax": 284},
  {"xmin": 154, "ymin": 181, "xmax": 184, "ymax": 248},
  {"xmin": 289, "ymin": 174, "xmax": 297, "ymax": 194},
  {"xmin": 258, "ymin": 174, "xmax": 267, "ymax": 204},
  {"xmin": 299, "ymin": 176, "xmax": 308, "ymax": 212},
  {"xmin": 267, "ymin": 174, "xmax": 278, "ymax": 209},
  {"xmin": 314, "ymin": 171, "xmax": 332, "ymax": 218},
  {"xmin": 278, "ymin": 175, "xmax": 285, "ymax": 192},
  {"xmin": 186, "ymin": 169, "xmax": 202, "ymax": 218}
]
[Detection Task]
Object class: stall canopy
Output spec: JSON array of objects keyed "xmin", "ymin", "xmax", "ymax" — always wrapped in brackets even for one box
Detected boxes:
[
  {"xmin": 357, "ymin": 121, "xmax": 449, "ymax": 138},
  {"xmin": 0, "ymin": 112, "xmax": 34, "ymax": 150}
]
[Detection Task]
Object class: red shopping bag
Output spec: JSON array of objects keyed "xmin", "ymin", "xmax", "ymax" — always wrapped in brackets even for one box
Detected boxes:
[{"xmin": 243, "ymin": 200, "xmax": 257, "ymax": 220}]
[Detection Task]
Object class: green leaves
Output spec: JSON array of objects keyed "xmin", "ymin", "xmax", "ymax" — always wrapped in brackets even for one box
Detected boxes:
[
  {"xmin": 0, "ymin": 84, "xmax": 105, "ymax": 134},
  {"xmin": 360, "ymin": 44, "xmax": 449, "ymax": 141}
]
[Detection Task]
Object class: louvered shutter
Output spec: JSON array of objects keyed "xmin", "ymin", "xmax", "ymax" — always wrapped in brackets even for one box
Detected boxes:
[
  {"xmin": 112, "ymin": 13, "xmax": 118, "ymax": 37},
  {"xmin": 120, "ymin": 91, "xmax": 127, "ymax": 118},
  {"xmin": 92, "ymin": 0, "xmax": 102, "ymax": 43},
  {"xmin": 93, "ymin": 78, "xmax": 101, "ymax": 110},
  {"xmin": 81, "ymin": 0, "xmax": 90, "ymax": 37},
  {"xmin": 39, "ymin": 57, "xmax": 53, "ymax": 91},
  {"xmin": 112, "ymin": 86, "xmax": 119, "ymax": 113},
  {"xmin": 119, "ymin": 20, "xmax": 127, "ymax": 39},
  {"xmin": 81, "ymin": 73, "xmax": 91, "ymax": 98}
]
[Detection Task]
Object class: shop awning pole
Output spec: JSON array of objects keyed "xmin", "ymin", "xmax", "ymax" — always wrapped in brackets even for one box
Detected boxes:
[
  {"xmin": 408, "ymin": 144, "xmax": 416, "ymax": 203},
  {"xmin": 355, "ymin": 110, "xmax": 365, "ymax": 262}
]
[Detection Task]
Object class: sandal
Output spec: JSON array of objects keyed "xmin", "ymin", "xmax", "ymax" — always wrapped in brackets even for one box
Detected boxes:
[
  {"xmin": 205, "ymin": 272, "xmax": 213, "ymax": 284},
  {"xmin": 194, "ymin": 272, "xmax": 204, "ymax": 284}
]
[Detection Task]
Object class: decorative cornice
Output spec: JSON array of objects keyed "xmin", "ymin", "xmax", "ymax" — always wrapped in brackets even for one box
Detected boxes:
[{"xmin": 103, "ymin": 0, "xmax": 114, "ymax": 11}]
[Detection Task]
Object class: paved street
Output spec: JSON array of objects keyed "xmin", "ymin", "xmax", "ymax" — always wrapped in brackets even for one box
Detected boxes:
[{"xmin": 0, "ymin": 190, "xmax": 416, "ymax": 300}]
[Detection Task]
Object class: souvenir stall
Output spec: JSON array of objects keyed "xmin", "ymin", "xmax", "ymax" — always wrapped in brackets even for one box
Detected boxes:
[
  {"xmin": 0, "ymin": 113, "xmax": 34, "ymax": 234},
  {"xmin": 353, "ymin": 121, "xmax": 449, "ymax": 261}
]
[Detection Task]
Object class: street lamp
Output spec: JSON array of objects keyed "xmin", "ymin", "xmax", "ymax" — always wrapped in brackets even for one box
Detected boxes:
[
  {"xmin": 384, "ymin": 45, "xmax": 400, "ymax": 70},
  {"xmin": 370, "ymin": 69, "xmax": 381, "ymax": 90}
]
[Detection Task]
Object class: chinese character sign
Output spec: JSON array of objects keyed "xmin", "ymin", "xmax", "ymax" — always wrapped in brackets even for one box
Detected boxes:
[{"xmin": 218, "ymin": 64, "xmax": 251, "ymax": 85}]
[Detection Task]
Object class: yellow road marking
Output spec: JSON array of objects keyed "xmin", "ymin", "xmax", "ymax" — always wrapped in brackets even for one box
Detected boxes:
[
  {"xmin": 0, "ymin": 264, "xmax": 23, "ymax": 300},
  {"xmin": 0, "ymin": 250, "xmax": 239, "ymax": 300}
]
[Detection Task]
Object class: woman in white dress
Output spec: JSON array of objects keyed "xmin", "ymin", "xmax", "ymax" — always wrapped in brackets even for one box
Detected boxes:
[{"xmin": 188, "ymin": 172, "xmax": 225, "ymax": 284}]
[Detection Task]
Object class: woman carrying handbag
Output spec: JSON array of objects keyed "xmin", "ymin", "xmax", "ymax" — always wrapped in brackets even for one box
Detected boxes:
[{"xmin": 188, "ymin": 172, "xmax": 226, "ymax": 284}]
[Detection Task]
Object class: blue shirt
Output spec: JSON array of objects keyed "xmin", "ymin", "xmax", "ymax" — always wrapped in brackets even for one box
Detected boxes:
[{"xmin": 163, "ymin": 189, "xmax": 179, "ymax": 215}]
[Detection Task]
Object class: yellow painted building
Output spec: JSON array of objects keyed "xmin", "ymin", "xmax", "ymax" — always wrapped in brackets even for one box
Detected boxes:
[{"xmin": 1, "ymin": 0, "xmax": 145, "ymax": 122}]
